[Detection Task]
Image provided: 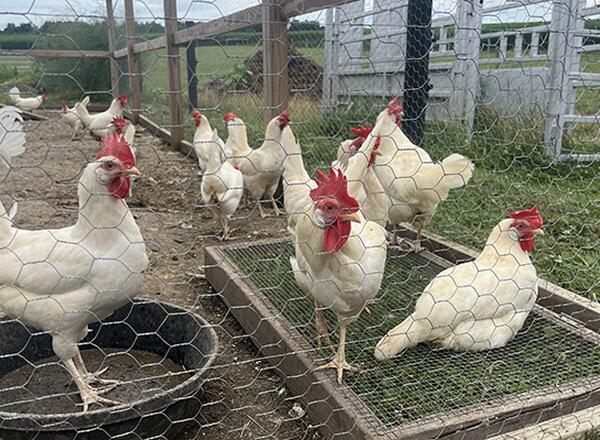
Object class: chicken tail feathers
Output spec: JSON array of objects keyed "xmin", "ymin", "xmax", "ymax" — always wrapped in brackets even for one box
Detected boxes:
[
  {"xmin": 0, "ymin": 106, "xmax": 26, "ymax": 170},
  {"xmin": 440, "ymin": 154, "xmax": 474, "ymax": 190},
  {"xmin": 374, "ymin": 315, "xmax": 428, "ymax": 360},
  {"xmin": 8, "ymin": 87, "xmax": 20, "ymax": 104}
]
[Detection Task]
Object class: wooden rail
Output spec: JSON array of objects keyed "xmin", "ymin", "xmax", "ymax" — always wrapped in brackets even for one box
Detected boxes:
[{"xmin": 0, "ymin": 49, "xmax": 111, "ymax": 58}]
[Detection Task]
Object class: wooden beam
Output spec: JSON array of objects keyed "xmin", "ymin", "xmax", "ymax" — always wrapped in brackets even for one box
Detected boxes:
[
  {"xmin": 124, "ymin": 0, "xmax": 142, "ymax": 123},
  {"xmin": 175, "ymin": 5, "xmax": 263, "ymax": 45},
  {"xmin": 113, "ymin": 0, "xmax": 349, "ymax": 59},
  {"xmin": 164, "ymin": 0, "xmax": 184, "ymax": 148},
  {"xmin": 262, "ymin": 0, "xmax": 289, "ymax": 124},
  {"xmin": 106, "ymin": 0, "xmax": 120, "ymax": 95},
  {"xmin": 0, "ymin": 49, "xmax": 110, "ymax": 58}
]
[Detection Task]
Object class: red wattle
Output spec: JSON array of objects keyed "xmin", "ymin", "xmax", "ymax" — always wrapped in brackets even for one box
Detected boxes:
[
  {"xmin": 109, "ymin": 175, "xmax": 131, "ymax": 199},
  {"xmin": 323, "ymin": 219, "xmax": 352, "ymax": 253}
]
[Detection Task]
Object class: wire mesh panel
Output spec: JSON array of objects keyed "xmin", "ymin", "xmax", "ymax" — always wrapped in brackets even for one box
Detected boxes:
[
  {"xmin": 206, "ymin": 238, "xmax": 600, "ymax": 437},
  {"xmin": 0, "ymin": 0, "xmax": 598, "ymax": 439}
]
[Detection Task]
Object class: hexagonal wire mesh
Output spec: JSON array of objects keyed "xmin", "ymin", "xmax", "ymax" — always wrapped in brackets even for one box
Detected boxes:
[{"xmin": 0, "ymin": 0, "xmax": 598, "ymax": 439}]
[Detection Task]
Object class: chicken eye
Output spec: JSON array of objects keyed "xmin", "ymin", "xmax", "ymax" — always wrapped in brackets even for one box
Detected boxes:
[{"xmin": 105, "ymin": 162, "xmax": 115, "ymax": 170}]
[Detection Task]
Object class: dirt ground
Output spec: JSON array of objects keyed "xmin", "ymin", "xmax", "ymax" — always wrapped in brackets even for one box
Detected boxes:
[{"xmin": 0, "ymin": 111, "xmax": 321, "ymax": 440}]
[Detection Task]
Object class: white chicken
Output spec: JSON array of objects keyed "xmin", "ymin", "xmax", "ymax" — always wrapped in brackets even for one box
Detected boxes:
[
  {"xmin": 233, "ymin": 109, "xmax": 290, "ymax": 218},
  {"xmin": 61, "ymin": 96, "xmax": 91, "ymax": 140},
  {"xmin": 8, "ymin": 86, "xmax": 47, "ymax": 112},
  {"xmin": 192, "ymin": 109, "xmax": 229, "ymax": 173},
  {"xmin": 111, "ymin": 116, "xmax": 137, "ymax": 157},
  {"xmin": 280, "ymin": 124, "xmax": 314, "ymax": 235},
  {"xmin": 374, "ymin": 207, "xmax": 544, "ymax": 360},
  {"xmin": 291, "ymin": 168, "xmax": 387, "ymax": 383},
  {"xmin": 335, "ymin": 125, "xmax": 390, "ymax": 228},
  {"xmin": 363, "ymin": 98, "xmax": 474, "ymax": 252},
  {"xmin": 201, "ymin": 129, "xmax": 244, "ymax": 241},
  {"xmin": 78, "ymin": 95, "xmax": 127, "ymax": 141},
  {"xmin": 224, "ymin": 111, "xmax": 251, "ymax": 168},
  {"xmin": 0, "ymin": 106, "xmax": 26, "ymax": 170},
  {"xmin": 0, "ymin": 132, "xmax": 148, "ymax": 412}
]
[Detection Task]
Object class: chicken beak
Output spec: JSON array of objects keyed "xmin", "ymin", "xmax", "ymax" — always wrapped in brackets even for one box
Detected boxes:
[
  {"xmin": 374, "ymin": 149, "xmax": 383, "ymax": 156},
  {"xmin": 341, "ymin": 211, "xmax": 361, "ymax": 223},
  {"xmin": 124, "ymin": 166, "xmax": 141, "ymax": 176},
  {"xmin": 533, "ymin": 229, "xmax": 544, "ymax": 236}
]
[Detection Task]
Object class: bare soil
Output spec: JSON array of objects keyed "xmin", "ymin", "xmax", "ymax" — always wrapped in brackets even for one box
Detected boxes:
[{"xmin": 0, "ymin": 111, "xmax": 321, "ymax": 440}]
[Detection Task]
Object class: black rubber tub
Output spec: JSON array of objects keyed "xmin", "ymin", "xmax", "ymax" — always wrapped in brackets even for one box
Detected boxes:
[{"xmin": 0, "ymin": 299, "xmax": 218, "ymax": 440}]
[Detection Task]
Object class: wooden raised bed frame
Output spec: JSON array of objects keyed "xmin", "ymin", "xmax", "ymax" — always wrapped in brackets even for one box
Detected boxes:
[{"xmin": 205, "ymin": 229, "xmax": 600, "ymax": 440}]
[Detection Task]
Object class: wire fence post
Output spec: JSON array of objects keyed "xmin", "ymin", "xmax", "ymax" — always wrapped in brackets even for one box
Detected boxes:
[
  {"xmin": 262, "ymin": 0, "xmax": 289, "ymax": 125},
  {"xmin": 164, "ymin": 0, "xmax": 184, "ymax": 148},
  {"xmin": 105, "ymin": 0, "xmax": 120, "ymax": 96},
  {"xmin": 402, "ymin": 0, "xmax": 433, "ymax": 146},
  {"xmin": 124, "ymin": 0, "xmax": 141, "ymax": 123},
  {"xmin": 186, "ymin": 40, "xmax": 198, "ymax": 111}
]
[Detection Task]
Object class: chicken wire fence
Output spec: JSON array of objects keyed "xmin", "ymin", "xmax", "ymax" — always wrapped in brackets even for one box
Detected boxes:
[{"xmin": 0, "ymin": 0, "xmax": 598, "ymax": 439}]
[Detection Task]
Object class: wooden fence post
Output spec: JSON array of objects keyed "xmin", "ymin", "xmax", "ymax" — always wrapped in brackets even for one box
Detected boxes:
[
  {"xmin": 262, "ymin": 0, "xmax": 289, "ymax": 125},
  {"xmin": 186, "ymin": 40, "xmax": 198, "ymax": 110},
  {"xmin": 514, "ymin": 33, "xmax": 523, "ymax": 59},
  {"xmin": 164, "ymin": 0, "xmax": 184, "ymax": 148},
  {"xmin": 124, "ymin": 0, "xmax": 142, "ymax": 123},
  {"xmin": 450, "ymin": 0, "xmax": 482, "ymax": 131},
  {"xmin": 544, "ymin": 0, "xmax": 582, "ymax": 158},
  {"xmin": 106, "ymin": 0, "xmax": 120, "ymax": 96},
  {"xmin": 530, "ymin": 32, "xmax": 539, "ymax": 56}
]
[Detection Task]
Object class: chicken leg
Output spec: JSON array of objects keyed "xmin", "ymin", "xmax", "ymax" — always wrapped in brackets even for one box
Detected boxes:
[
  {"xmin": 314, "ymin": 322, "xmax": 359, "ymax": 384},
  {"xmin": 65, "ymin": 358, "xmax": 120, "ymax": 412},
  {"xmin": 270, "ymin": 196, "xmax": 282, "ymax": 216},
  {"xmin": 314, "ymin": 301, "xmax": 334, "ymax": 354},
  {"xmin": 256, "ymin": 200, "xmax": 268, "ymax": 219}
]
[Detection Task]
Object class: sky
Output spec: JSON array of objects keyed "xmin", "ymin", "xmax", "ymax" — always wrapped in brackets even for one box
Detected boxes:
[{"xmin": 0, "ymin": 0, "xmax": 598, "ymax": 31}]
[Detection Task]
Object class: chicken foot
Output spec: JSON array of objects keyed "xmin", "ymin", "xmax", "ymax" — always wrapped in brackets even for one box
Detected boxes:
[
  {"xmin": 314, "ymin": 301, "xmax": 335, "ymax": 354},
  {"xmin": 270, "ymin": 197, "xmax": 282, "ymax": 216},
  {"xmin": 256, "ymin": 200, "xmax": 269, "ymax": 219},
  {"xmin": 314, "ymin": 323, "xmax": 359, "ymax": 384},
  {"xmin": 74, "ymin": 352, "xmax": 120, "ymax": 387},
  {"xmin": 65, "ymin": 358, "xmax": 121, "ymax": 412}
]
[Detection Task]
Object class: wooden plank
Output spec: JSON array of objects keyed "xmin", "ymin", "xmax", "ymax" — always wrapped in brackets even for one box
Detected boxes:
[
  {"xmin": 124, "ymin": 0, "xmax": 142, "ymax": 123},
  {"xmin": 283, "ymin": 0, "xmax": 355, "ymax": 16},
  {"xmin": 164, "ymin": 0, "xmax": 184, "ymax": 149},
  {"xmin": 106, "ymin": 0, "xmax": 120, "ymax": 96},
  {"xmin": 175, "ymin": 6, "xmax": 263, "ymax": 45},
  {"xmin": 0, "ymin": 49, "xmax": 110, "ymax": 58},
  {"xmin": 322, "ymin": 7, "xmax": 335, "ymax": 110},
  {"xmin": 557, "ymin": 153, "xmax": 600, "ymax": 163},
  {"xmin": 136, "ymin": 114, "xmax": 197, "ymax": 160},
  {"xmin": 262, "ymin": 0, "xmax": 289, "ymax": 124}
]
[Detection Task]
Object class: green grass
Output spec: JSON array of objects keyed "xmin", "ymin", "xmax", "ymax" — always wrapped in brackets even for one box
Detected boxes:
[{"xmin": 224, "ymin": 242, "xmax": 600, "ymax": 426}]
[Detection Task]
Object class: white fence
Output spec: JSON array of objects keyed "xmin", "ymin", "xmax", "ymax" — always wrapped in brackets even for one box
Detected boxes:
[{"xmin": 323, "ymin": 0, "xmax": 600, "ymax": 161}]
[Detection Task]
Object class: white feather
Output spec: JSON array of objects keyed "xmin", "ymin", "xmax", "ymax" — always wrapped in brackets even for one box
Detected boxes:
[{"xmin": 0, "ymin": 106, "xmax": 26, "ymax": 169}]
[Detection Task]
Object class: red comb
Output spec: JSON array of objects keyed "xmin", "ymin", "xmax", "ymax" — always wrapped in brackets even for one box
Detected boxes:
[
  {"xmin": 96, "ymin": 132, "xmax": 135, "ymax": 168},
  {"xmin": 112, "ymin": 116, "xmax": 126, "ymax": 127},
  {"xmin": 224, "ymin": 112, "xmax": 236, "ymax": 122},
  {"xmin": 192, "ymin": 109, "xmax": 202, "ymax": 119},
  {"xmin": 387, "ymin": 96, "xmax": 404, "ymax": 115},
  {"xmin": 310, "ymin": 168, "xmax": 359, "ymax": 212},
  {"xmin": 117, "ymin": 95, "xmax": 128, "ymax": 102},
  {"xmin": 62, "ymin": 102, "xmax": 68, "ymax": 113},
  {"xmin": 350, "ymin": 124, "xmax": 373, "ymax": 139},
  {"xmin": 507, "ymin": 206, "xmax": 543, "ymax": 229}
]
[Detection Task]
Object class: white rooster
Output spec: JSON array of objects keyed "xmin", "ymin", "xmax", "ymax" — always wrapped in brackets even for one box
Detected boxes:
[
  {"xmin": 8, "ymin": 86, "xmax": 47, "ymax": 112},
  {"xmin": 61, "ymin": 96, "xmax": 91, "ymax": 140},
  {"xmin": 291, "ymin": 168, "xmax": 387, "ymax": 383},
  {"xmin": 0, "ymin": 131, "xmax": 148, "ymax": 412},
  {"xmin": 362, "ymin": 97, "xmax": 474, "ymax": 252},
  {"xmin": 375, "ymin": 207, "xmax": 543, "ymax": 360},
  {"xmin": 201, "ymin": 129, "xmax": 244, "ymax": 241}
]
